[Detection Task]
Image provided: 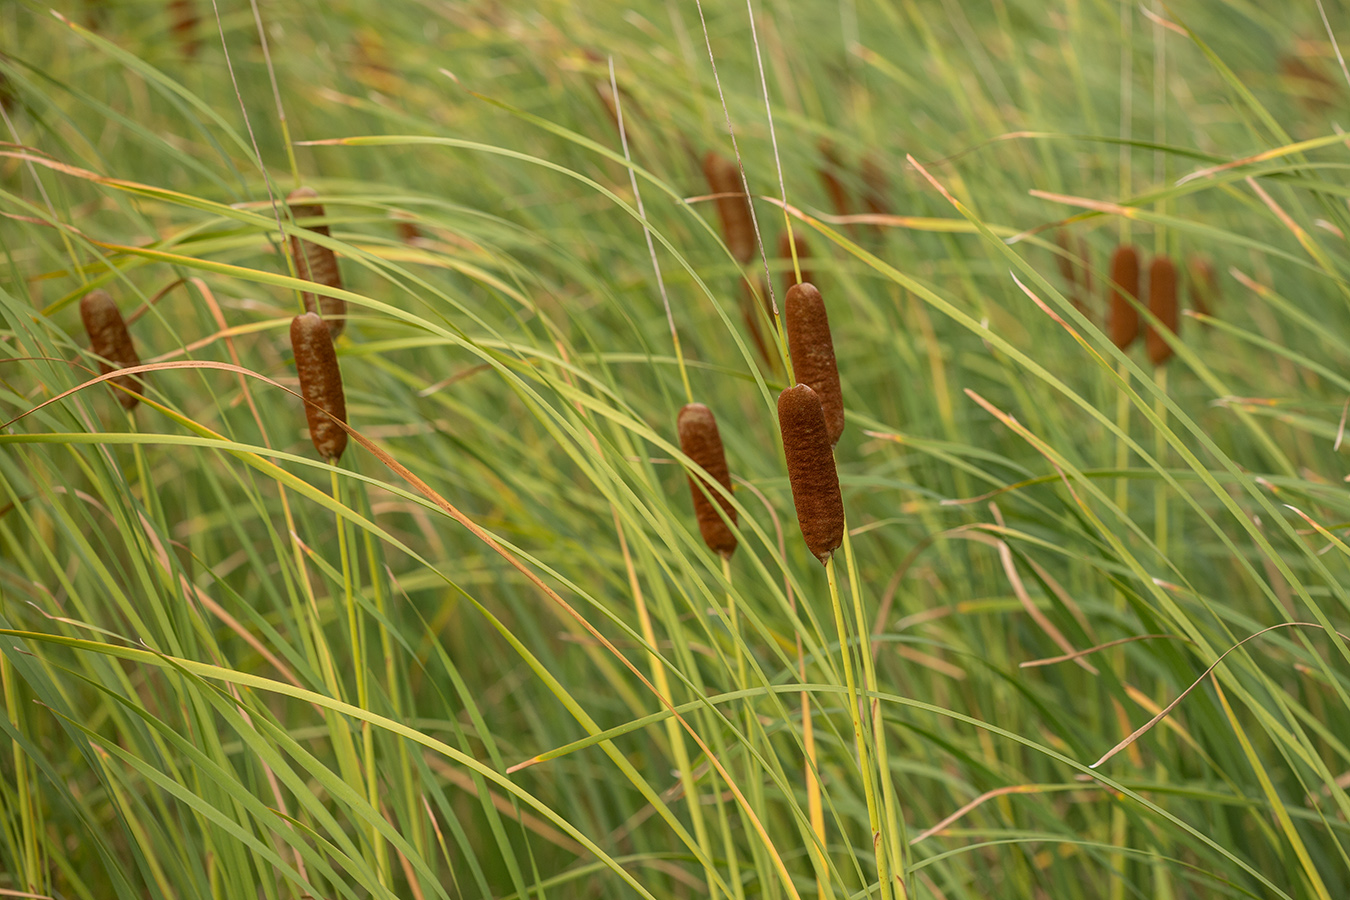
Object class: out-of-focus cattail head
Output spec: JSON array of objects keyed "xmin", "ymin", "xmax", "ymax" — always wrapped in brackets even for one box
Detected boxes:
[
  {"xmin": 817, "ymin": 140, "xmax": 852, "ymax": 230},
  {"xmin": 778, "ymin": 230, "xmax": 814, "ymax": 297},
  {"xmin": 1188, "ymin": 255, "xmax": 1220, "ymax": 320},
  {"xmin": 701, "ymin": 151, "xmax": 756, "ymax": 265},
  {"xmin": 1146, "ymin": 256, "xmax": 1179, "ymax": 366},
  {"xmin": 1053, "ymin": 229, "xmax": 1088, "ymax": 316},
  {"xmin": 290, "ymin": 312, "xmax": 348, "ymax": 461},
  {"xmin": 861, "ymin": 153, "xmax": 889, "ymax": 220},
  {"xmin": 287, "ymin": 187, "xmax": 347, "ymax": 338},
  {"xmin": 1107, "ymin": 244, "xmax": 1141, "ymax": 350},
  {"xmin": 168, "ymin": 0, "xmax": 200, "ymax": 59},
  {"xmin": 677, "ymin": 403, "xmax": 737, "ymax": 558},
  {"xmin": 778, "ymin": 384, "xmax": 844, "ymax": 563},
  {"xmin": 785, "ymin": 282, "xmax": 844, "ymax": 445},
  {"xmin": 739, "ymin": 277, "xmax": 775, "ymax": 368},
  {"xmin": 80, "ymin": 289, "xmax": 144, "ymax": 411}
]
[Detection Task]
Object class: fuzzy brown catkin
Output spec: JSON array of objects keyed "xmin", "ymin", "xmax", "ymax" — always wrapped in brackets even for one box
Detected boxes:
[
  {"xmin": 702, "ymin": 151, "xmax": 756, "ymax": 265},
  {"xmin": 739, "ymin": 277, "xmax": 775, "ymax": 368},
  {"xmin": 1146, "ymin": 256, "xmax": 1179, "ymax": 366},
  {"xmin": 168, "ymin": 0, "xmax": 199, "ymax": 58},
  {"xmin": 785, "ymin": 282, "xmax": 844, "ymax": 445},
  {"xmin": 1107, "ymin": 245, "xmax": 1141, "ymax": 350},
  {"xmin": 817, "ymin": 140, "xmax": 852, "ymax": 231},
  {"xmin": 79, "ymin": 289, "xmax": 144, "ymax": 410},
  {"xmin": 677, "ymin": 403, "xmax": 737, "ymax": 557},
  {"xmin": 287, "ymin": 187, "xmax": 346, "ymax": 338},
  {"xmin": 778, "ymin": 385, "xmax": 844, "ymax": 562},
  {"xmin": 1188, "ymin": 255, "xmax": 1219, "ymax": 320},
  {"xmin": 290, "ymin": 312, "xmax": 348, "ymax": 461}
]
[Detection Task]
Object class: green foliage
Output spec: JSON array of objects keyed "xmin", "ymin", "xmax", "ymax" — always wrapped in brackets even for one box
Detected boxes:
[{"xmin": 3, "ymin": 0, "xmax": 1350, "ymax": 897}]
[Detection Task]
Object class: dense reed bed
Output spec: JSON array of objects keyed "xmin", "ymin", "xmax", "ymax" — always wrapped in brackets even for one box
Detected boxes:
[{"xmin": 3, "ymin": 2, "xmax": 1350, "ymax": 898}]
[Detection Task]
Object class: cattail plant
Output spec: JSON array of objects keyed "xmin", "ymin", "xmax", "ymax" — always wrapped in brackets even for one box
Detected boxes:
[
  {"xmin": 290, "ymin": 312, "xmax": 348, "ymax": 461},
  {"xmin": 739, "ymin": 277, "xmax": 775, "ymax": 367},
  {"xmin": 1053, "ymin": 229, "xmax": 1089, "ymax": 316},
  {"xmin": 779, "ymin": 230, "xmax": 814, "ymax": 297},
  {"xmin": 861, "ymin": 153, "xmax": 889, "ymax": 219},
  {"xmin": 1146, "ymin": 256, "xmax": 1179, "ymax": 366},
  {"xmin": 701, "ymin": 151, "xmax": 756, "ymax": 265},
  {"xmin": 785, "ymin": 282, "xmax": 844, "ymax": 445},
  {"xmin": 676, "ymin": 403, "xmax": 737, "ymax": 558},
  {"xmin": 778, "ymin": 384, "xmax": 844, "ymax": 562},
  {"xmin": 287, "ymin": 187, "xmax": 347, "ymax": 338},
  {"xmin": 817, "ymin": 140, "xmax": 852, "ymax": 231},
  {"xmin": 1107, "ymin": 244, "xmax": 1141, "ymax": 350},
  {"xmin": 80, "ymin": 289, "xmax": 144, "ymax": 410},
  {"xmin": 168, "ymin": 0, "xmax": 199, "ymax": 58},
  {"xmin": 1188, "ymin": 255, "xmax": 1219, "ymax": 320}
]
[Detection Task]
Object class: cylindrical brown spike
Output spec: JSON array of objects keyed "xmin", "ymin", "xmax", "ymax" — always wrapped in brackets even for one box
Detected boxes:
[
  {"xmin": 290, "ymin": 313, "xmax": 348, "ymax": 461},
  {"xmin": 1107, "ymin": 245, "xmax": 1141, "ymax": 350},
  {"xmin": 1078, "ymin": 237, "xmax": 1093, "ymax": 295},
  {"xmin": 80, "ymin": 289, "xmax": 144, "ymax": 410},
  {"xmin": 817, "ymin": 140, "xmax": 852, "ymax": 234},
  {"xmin": 677, "ymin": 403, "xmax": 737, "ymax": 558},
  {"xmin": 287, "ymin": 187, "xmax": 347, "ymax": 338},
  {"xmin": 1188, "ymin": 255, "xmax": 1219, "ymax": 320},
  {"xmin": 785, "ymin": 283, "xmax": 844, "ymax": 445},
  {"xmin": 861, "ymin": 153, "xmax": 889, "ymax": 219},
  {"xmin": 1146, "ymin": 256, "xmax": 1179, "ymax": 366},
  {"xmin": 779, "ymin": 230, "xmax": 814, "ymax": 297},
  {"xmin": 702, "ymin": 151, "xmax": 756, "ymax": 265},
  {"xmin": 739, "ymin": 278, "xmax": 776, "ymax": 368},
  {"xmin": 778, "ymin": 385, "xmax": 844, "ymax": 563},
  {"xmin": 168, "ymin": 0, "xmax": 200, "ymax": 58}
]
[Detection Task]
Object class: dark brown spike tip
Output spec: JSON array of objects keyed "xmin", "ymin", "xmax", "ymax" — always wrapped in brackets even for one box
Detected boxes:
[
  {"xmin": 79, "ymin": 289, "xmax": 144, "ymax": 410},
  {"xmin": 778, "ymin": 385, "xmax": 844, "ymax": 563},
  {"xmin": 1146, "ymin": 256, "xmax": 1179, "ymax": 367},
  {"xmin": 785, "ymin": 282, "xmax": 844, "ymax": 445},
  {"xmin": 290, "ymin": 312, "xmax": 348, "ymax": 461},
  {"xmin": 677, "ymin": 403, "xmax": 737, "ymax": 558},
  {"xmin": 1107, "ymin": 245, "xmax": 1140, "ymax": 350},
  {"xmin": 287, "ymin": 186, "xmax": 346, "ymax": 338},
  {"xmin": 702, "ymin": 150, "xmax": 755, "ymax": 265}
]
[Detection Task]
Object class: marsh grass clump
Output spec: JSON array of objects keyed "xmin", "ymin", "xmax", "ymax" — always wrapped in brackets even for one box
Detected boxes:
[
  {"xmin": 778, "ymin": 384, "xmax": 844, "ymax": 562},
  {"xmin": 785, "ymin": 282, "xmax": 844, "ymax": 445},
  {"xmin": 676, "ymin": 403, "xmax": 737, "ymax": 558},
  {"xmin": 287, "ymin": 187, "xmax": 347, "ymax": 337},
  {"xmin": 1107, "ymin": 244, "xmax": 1141, "ymax": 350},
  {"xmin": 79, "ymin": 288, "xmax": 144, "ymax": 410},
  {"xmin": 290, "ymin": 312, "xmax": 348, "ymax": 461}
]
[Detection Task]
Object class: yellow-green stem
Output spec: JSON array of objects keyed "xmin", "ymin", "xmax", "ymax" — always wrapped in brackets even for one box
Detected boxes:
[{"xmin": 826, "ymin": 554, "xmax": 892, "ymax": 900}]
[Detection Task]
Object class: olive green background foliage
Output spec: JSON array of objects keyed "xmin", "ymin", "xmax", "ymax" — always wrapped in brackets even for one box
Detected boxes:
[{"xmin": 2, "ymin": 0, "xmax": 1350, "ymax": 897}]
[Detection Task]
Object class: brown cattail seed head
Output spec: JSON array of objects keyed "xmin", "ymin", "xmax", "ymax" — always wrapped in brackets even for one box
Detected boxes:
[
  {"xmin": 290, "ymin": 312, "xmax": 348, "ymax": 461},
  {"xmin": 80, "ymin": 289, "xmax": 144, "ymax": 410},
  {"xmin": 1188, "ymin": 255, "xmax": 1219, "ymax": 320},
  {"xmin": 739, "ymin": 278, "xmax": 775, "ymax": 368},
  {"xmin": 778, "ymin": 385, "xmax": 844, "ymax": 563},
  {"xmin": 785, "ymin": 282, "xmax": 844, "ymax": 445},
  {"xmin": 702, "ymin": 151, "xmax": 756, "ymax": 265},
  {"xmin": 1146, "ymin": 256, "xmax": 1179, "ymax": 366},
  {"xmin": 168, "ymin": 0, "xmax": 200, "ymax": 58},
  {"xmin": 861, "ymin": 153, "xmax": 889, "ymax": 219},
  {"xmin": 779, "ymin": 230, "xmax": 814, "ymax": 297},
  {"xmin": 1107, "ymin": 245, "xmax": 1141, "ymax": 350},
  {"xmin": 287, "ymin": 187, "xmax": 346, "ymax": 338},
  {"xmin": 677, "ymin": 403, "xmax": 737, "ymax": 558},
  {"xmin": 817, "ymin": 140, "xmax": 852, "ymax": 231}
]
